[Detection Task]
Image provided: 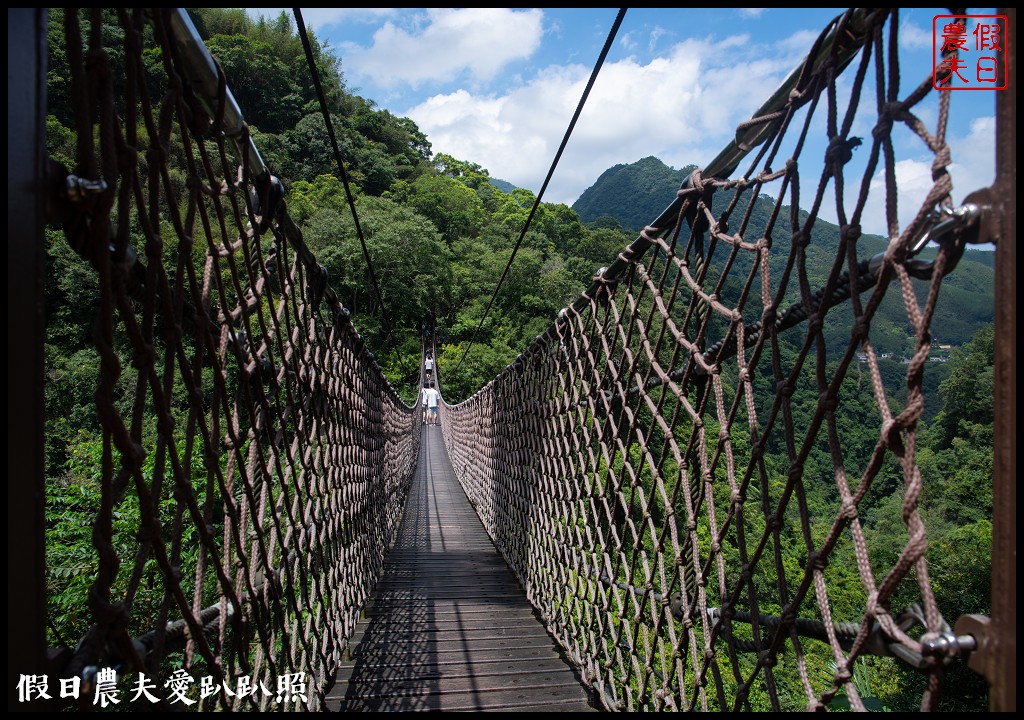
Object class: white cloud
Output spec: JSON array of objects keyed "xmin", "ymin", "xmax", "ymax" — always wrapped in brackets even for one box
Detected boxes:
[
  {"xmin": 776, "ymin": 28, "xmax": 829, "ymax": 55},
  {"xmin": 407, "ymin": 30, "xmax": 805, "ymax": 208},
  {"xmin": 648, "ymin": 26, "xmax": 668, "ymax": 53},
  {"xmin": 340, "ymin": 8, "xmax": 543, "ymax": 90},
  {"xmin": 617, "ymin": 31, "xmax": 638, "ymax": 53},
  {"xmin": 740, "ymin": 9, "xmax": 766, "ymax": 19},
  {"xmin": 897, "ymin": 20, "xmax": 934, "ymax": 50},
  {"xmin": 877, "ymin": 158, "xmax": 936, "ymax": 237},
  {"xmin": 947, "ymin": 115, "xmax": 996, "ymax": 201}
]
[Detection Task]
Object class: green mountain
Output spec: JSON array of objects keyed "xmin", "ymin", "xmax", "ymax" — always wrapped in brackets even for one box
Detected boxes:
[
  {"xmin": 489, "ymin": 177, "xmax": 517, "ymax": 194},
  {"xmin": 572, "ymin": 156, "xmax": 695, "ymax": 232},
  {"xmin": 573, "ymin": 156, "xmax": 994, "ymax": 350}
]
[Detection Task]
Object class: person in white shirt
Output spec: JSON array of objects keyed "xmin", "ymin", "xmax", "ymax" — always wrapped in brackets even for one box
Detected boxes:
[
  {"xmin": 421, "ymin": 382, "xmax": 440, "ymax": 426},
  {"xmin": 424, "ymin": 353, "xmax": 434, "ymax": 379}
]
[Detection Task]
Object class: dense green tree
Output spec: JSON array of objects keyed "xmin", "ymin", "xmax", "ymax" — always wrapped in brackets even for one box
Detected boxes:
[
  {"xmin": 189, "ymin": 8, "xmax": 346, "ymax": 116},
  {"xmin": 287, "ymin": 174, "xmax": 350, "ymax": 224},
  {"xmin": 539, "ymin": 202, "xmax": 587, "ymax": 255},
  {"xmin": 929, "ymin": 324, "xmax": 995, "ymax": 447},
  {"xmin": 402, "ymin": 174, "xmax": 487, "ymax": 244},
  {"xmin": 491, "ymin": 187, "xmax": 538, "ymax": 234},
  {"xmin": 186, "ymin": 7, "xmax": 251, "ymax": 38},
  {"xmin": 434, "ymin": 153, "xmax": 490, "ymax": 181},
  {"xmin": 46, "ymin": 10, "xmax": 75, "ymax": 128},
  {"xmin": 279, "ymin": 112, "xmax": 350, "ymax": 182},
  {"xmin": 204, "ymin": 34, "xmax": 304, "ymax": 135},
  {"xmin": 303, "ymin": 195, "xmax": 452, "ymax": 346}
]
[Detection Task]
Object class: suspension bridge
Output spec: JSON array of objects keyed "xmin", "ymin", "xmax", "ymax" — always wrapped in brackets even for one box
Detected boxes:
[{"xmin": 8, "ymin": 7, "xmax": 1015, "ymax": 712}]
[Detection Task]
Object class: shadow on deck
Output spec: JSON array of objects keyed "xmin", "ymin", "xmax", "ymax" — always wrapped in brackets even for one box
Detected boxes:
[{"xmin": 326, "ymin": 425, "xmax": 598, "ymax": 712}]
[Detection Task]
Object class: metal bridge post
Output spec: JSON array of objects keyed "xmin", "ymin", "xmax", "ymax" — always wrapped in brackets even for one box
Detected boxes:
[
  {"xmin": 990, "ymin": 6, "xmax": 1016, "ymax": 712},
  {"xmin": 7, "ymin": 7, "xmax": 49, "ymax": 712}
]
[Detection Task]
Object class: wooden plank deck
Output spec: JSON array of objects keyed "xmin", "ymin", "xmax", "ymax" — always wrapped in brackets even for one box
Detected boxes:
[{"xmin": 326, "ymin": 424, "xmax": 597, "ymax": 712}]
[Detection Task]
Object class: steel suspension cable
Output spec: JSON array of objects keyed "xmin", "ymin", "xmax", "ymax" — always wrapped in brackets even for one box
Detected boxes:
[{"xmin": 451, "ymin": 8, "xmax": 628, "ymax": 377}]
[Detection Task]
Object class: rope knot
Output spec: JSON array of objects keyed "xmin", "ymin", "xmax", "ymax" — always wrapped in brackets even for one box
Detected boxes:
[
  {"xmin": 685, "ymin": 169, "xmax": 705, "ymax": 194},
  {"xmin": 793, "ymin": 228, "xmax": 809, "ymax": 250},
  {"xmin": 124, "ymin": 25, "xmax": 144, "ymax": 54},
  {"xmin": 840, "ymin": 497, "xmax": 858, "ymax": 520},
  {"xmin": 824, "ymin": 136, "xmax": 862, "ymax": 169},
  {"xmin": 587, "ymin": 266, "xmax": 618, "ymax": 306},
  {"xmin": 130, "ymin": 343, "xmax": 157, "ymax": 371},
  {"xmin": 881, "ymin": 418, "xmax": 905, "ymax": 451},
  {"xmin": 135, "ymin": 525, "xmax": 155, "ymax": 544},
  {"xmin": 618, "ymin": 243, "xmax": 642, "ymax": 264},
  {"xmin": 852, "ymin": 317, "xmax": 870, "ymax": 342},
  {"xmin": 865, "ymin": 592, "xmax": 881, "ymax": 617},
  {"xmin": 146, "ymin": 144, "xmax": 166, "ymax": 169},
  {"xmin": 872, "ymin": 116, "xmax": 895, "ymax": 142},
  {"xmin": 931, "ymin": 146, "xmax": 952, "ymax": 181},
  {"xmin": 807, "ymin": 314, "xmax": 822, "ymax": 336},
  {"xmin": 639, "ymin": 225, "xmax": 662, "ymax": 244},
  {"xmin": 157, "ymin": 415, "xmax": 176, "ymax": 437}
]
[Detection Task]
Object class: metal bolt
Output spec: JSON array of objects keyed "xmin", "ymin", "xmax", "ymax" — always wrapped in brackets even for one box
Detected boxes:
[{"xmin": 64, "ymin": 174, "xmax": 108, "ymax": 203}]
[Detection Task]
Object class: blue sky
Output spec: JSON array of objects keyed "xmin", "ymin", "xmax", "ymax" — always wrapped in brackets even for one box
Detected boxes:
[{"xmin": 246, "ymin": 8, "xmax": 999, "ymax": 238}]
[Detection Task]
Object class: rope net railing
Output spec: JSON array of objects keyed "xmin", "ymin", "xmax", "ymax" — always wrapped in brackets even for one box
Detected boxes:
[
  {"xmin": 46, "ymin": 8, "xmax": 417, "ymax": 710},
  {"xmin": 442, "ymin": 8, "xmax": 989, "ymax": 712}
]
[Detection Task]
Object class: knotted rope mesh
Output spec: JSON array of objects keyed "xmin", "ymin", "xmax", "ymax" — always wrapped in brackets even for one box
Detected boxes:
[
  {"xmin": 52, "ymin": 8, "xmax": 417, "ymax": 710},
  {"xmin": 443, "ymin": 9, "xmax": 970, "ymax": 712}
]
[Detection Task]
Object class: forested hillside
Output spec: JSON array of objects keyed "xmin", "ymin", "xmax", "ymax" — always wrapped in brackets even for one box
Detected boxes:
[
  {"xmin": 573, "ymin": 155, "xmax": 696, "ymax": 231},
  {"xmin": 41, "ymin": 9, "xmax": 995, "ymax": 711},
  {"xmin": 574, "ymin": 156, "xmax": 995, "ymax": 349}
]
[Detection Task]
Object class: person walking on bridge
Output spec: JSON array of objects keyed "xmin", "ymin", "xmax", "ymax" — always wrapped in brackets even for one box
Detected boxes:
[{"xmin": 421, "ymin": 381, "xmax": 440, "ymax": 426}]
